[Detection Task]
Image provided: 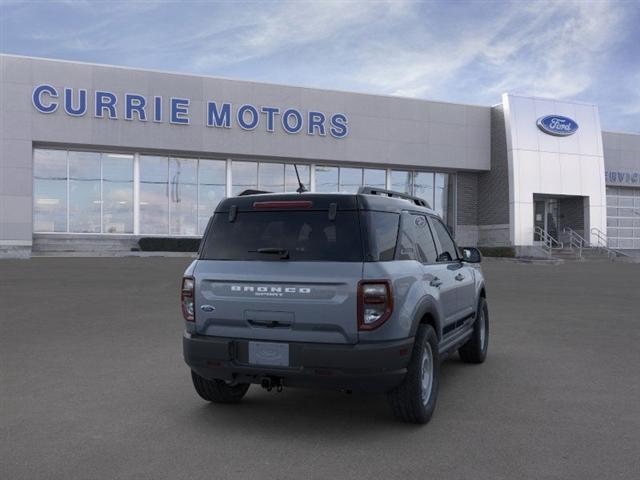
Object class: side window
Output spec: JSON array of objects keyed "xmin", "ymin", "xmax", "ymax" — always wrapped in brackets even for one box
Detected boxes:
[
  {"xmin": 412, "ymin": 215, "xmax": 438, "ymax": 263},
  {"xmin": 430, "ymin": 217, "xmax": 459, "ymax": 262},
  {"xmin": 397, "ymin": 216, "xmax": 419, "ymax": 261},
  {"xmin": 396, "ymin": 213, "xmax": 438, "ymax": 263}
]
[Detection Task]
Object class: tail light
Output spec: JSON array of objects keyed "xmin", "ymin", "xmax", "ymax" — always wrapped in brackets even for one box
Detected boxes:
[
  {"xmin": 358, "ymin": 280, "xmax": 393, "ymax": 330},
  {"xmin": 181, "ymin": 276, "xmax": 195, "ymax": 322}
]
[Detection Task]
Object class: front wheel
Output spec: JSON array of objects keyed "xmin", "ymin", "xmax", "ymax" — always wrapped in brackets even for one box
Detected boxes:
[
  {"xmin": 191, "ymin": 371, "xmax": 250, "ymax": 403},
  {"xmin": 459, "ymin": 297, "xmax": 489, "ymax": 364},
  {"xmin": 387, "ymin": 324, "xmax": 439, "ymax": 424}
]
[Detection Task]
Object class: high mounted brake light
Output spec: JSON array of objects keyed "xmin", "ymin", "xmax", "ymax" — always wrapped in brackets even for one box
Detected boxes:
[
  {"xmin": 253, "ymin": 200, "xmax": 313, "ymax": 209},
  {"xmin": 357, "ymin": 280, "xmax": 393, "ymax": 331},
  {"xmin": 181, "ymin": 276, "xmax": 195, "ymax": 322}
]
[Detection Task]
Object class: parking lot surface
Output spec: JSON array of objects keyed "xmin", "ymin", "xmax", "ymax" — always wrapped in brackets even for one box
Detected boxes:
[{"xmin": 1, "ymin": 257, "xmax": 640, "ymax": 480}]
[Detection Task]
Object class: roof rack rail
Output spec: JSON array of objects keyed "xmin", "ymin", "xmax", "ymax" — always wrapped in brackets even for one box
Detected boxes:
[
  {"xmin": 238, "ymin": 189, "xmax": 272, "ymax": 196},
  {"xmin": 357, "ymin": 186, "xmax": 431, "ymax": 208}
]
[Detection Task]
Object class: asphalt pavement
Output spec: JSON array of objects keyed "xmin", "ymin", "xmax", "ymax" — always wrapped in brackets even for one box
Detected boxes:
[{"xmin": 1, "ymin": 257, "xmax": 639, "ymax": 480}]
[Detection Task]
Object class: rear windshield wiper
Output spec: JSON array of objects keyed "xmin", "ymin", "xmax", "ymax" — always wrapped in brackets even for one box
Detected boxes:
[{"xmin": 249, "ymin": 247, "xmax": 290, "ymax": 259}]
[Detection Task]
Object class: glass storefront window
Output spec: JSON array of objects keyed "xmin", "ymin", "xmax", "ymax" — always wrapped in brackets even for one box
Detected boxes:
[
  {"xmin": 259, "ymin": 162, "xmax": 284, "ymax": 191},
  {"xmin": 32, "ymin": 150, "xmax": 454, "ymax": 238},
  {"xmin": 33, "ymin": 149, "xmax": 67, "ymax": 232},
  {"xmin": 339, "ymin": 167, "xmax": 363, "ymax": 193},
  {"xmin": 390, "ymin": 170, "xmax": 412, "ymax": 194},
  {"xmin": 169, "ymin": 158, "xmax": 197, "ymax": 236},
  {"xmin": 315, "ymin": 166, "xmax": 338, "ymax": 192},
  {"xmin": 198, "ymin": 159, "xmax": 226, "ymax": 234},
  {"xmin": 364, "ymin": 169, "xmax": 386, "ymax": 189},
  {"xmin": 68, "ymin": 151, "xmax": 101, "ymax": 233},
  {"xmin": 232, "ymin": 161, "xmax": 258, "ymax": 195},
  {"xmin": 285, "ymin": 164, "xmax": 310, "ymax": 192},
  {"xmin": 140, "ymin": 155, "xmax": 169, "ymax": 234},
  {"xmin": 433, "ymin": 173, "xmax": 448, "ymax": 219},
  {"xmin": 102, "ymin": 154, "xmax": 133, "ymax": 234},
  {"xmin": 413, "ymin": 172, "xmax": 434, "ymax": 209}
]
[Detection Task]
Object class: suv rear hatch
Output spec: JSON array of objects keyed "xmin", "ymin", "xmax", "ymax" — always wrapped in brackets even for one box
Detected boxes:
[{"xmin": 194, "ymin": 195, "xmax": 363, "ymax": 344}]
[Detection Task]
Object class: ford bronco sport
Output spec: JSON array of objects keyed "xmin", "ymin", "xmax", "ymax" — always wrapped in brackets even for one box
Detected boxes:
[{"xmin": 182, "ymin": 187, "xmax": 488, "ymax": 424}]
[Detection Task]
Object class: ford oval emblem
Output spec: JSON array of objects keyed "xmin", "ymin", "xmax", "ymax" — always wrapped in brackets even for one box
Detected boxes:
[{"xmin": 536, "ymin": 115, "xmax": 579, "ymax": 137}]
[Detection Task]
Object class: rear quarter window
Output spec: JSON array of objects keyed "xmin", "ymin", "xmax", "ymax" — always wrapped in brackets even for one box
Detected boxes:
[{"xmin": 362, "ymin": 211, "xmax": 399, "ymax": 261}]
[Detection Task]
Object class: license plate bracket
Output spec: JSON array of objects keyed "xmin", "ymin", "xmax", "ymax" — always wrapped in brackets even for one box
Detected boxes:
[{"xmin": 248, "ymin": 341, "xmax": 290, "ymax": 367}]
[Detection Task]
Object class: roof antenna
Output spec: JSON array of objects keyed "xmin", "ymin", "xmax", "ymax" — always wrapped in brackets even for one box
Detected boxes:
[{"xmin": 293, "ymin": 164, "xmax": 307, "ymax": 193}]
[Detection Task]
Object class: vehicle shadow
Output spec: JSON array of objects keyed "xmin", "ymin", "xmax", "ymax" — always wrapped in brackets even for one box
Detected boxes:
[{"xmin": 178, "ymin": 356, "xmax": 478, "ymax": 437}]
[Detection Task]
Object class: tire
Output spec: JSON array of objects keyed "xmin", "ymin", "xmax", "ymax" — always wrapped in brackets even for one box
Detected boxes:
[
  {"xmin": 191, "ymin": 370, "xmax": 250, "ymax": 404},
  {"xmin": 459, "ymin": 297, "xmax": 489, "ymax": 364},
  {"xmin": 387, "ymin": 324, "xmax": 439, "ymax": 424}
]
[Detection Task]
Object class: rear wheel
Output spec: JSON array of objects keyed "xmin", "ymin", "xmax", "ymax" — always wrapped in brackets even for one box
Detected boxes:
[
  {"xmin": 459, "ymin": 297, "xmax": 489, "ymax": 364},
  {"xmin": 191, "ymin": 371, "xmax": 250, "ymax": 403},
  {"xmin": 387, "ymin": 324, "xmax": 439, "ymax": 424}
]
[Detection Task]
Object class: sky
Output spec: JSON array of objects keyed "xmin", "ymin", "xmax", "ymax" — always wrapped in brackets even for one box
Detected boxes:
[{"xmin": 1, "ymin": 0, "xmax": 639, "ymax": 132}]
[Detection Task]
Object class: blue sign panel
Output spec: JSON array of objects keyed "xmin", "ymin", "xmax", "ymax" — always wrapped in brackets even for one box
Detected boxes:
[
  {"xmin": 31, "ymin": 84, "xmax": 349, "ymax": 139},
  {"xmin": 536, "ymin": 115, "xmax": 579, "ymax": 137}
]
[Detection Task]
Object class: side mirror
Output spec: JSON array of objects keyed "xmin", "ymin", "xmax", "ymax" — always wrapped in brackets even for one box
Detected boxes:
[{"xmin": 461, "ymin": 247, "xmax": 482, "ymax": 263}]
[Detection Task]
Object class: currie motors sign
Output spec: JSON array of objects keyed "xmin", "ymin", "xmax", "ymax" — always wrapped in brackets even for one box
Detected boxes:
[
  {"xmin": 31, "ymin": 84, "xmax": 349, "ymax": 139},
  {"xmin": 536, "ymin": 115, "xmax": 579, "ymax": 137}
]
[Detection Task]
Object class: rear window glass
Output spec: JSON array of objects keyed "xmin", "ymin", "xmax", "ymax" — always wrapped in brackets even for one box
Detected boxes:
[
  {"xmin": 362, "ymin": 211, "xmax": 399, "ymax": 261},
  {"xmin": 200, "ymin": 211, "xmax": 363, "ymax": 261}
]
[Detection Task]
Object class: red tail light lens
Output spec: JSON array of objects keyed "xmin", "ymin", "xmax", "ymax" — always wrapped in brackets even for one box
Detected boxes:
[
  {"xmin": 181, "ymin": 276, "xmax": 195, "ymax": 322},
  {"xmin": 358, "ymin": 280, "xmax": 393, "ymax": 330}
]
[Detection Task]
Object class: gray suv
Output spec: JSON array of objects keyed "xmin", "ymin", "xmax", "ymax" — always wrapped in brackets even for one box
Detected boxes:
[{"xmin": 182, "ymin": 187, "xmax": 488, "ymax": 424}]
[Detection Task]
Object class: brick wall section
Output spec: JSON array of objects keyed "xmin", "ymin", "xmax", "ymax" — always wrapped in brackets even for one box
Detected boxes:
[
  {"xmin": 477, "ymin": 105, "xmax": 510, "ymax": 225},
  {"xmin": 456, "ymin": 172, "xmax": 478, "ymax": 225}
]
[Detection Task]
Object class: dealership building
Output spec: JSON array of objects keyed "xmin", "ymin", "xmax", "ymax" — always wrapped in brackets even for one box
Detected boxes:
[{"xmin": 1, "ymin": 54, "xmax": 639, "ymax": 258}]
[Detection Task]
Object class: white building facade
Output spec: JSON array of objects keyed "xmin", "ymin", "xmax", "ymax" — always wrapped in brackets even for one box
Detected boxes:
[{"xmin": 1, "ymin": 55, "xmax": 639, "ymax": 257}]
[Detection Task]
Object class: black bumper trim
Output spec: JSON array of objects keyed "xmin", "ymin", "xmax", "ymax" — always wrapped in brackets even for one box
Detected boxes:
[{"xmin": 183, "ymin": 333, "xmax": 414, "ymax": 393}]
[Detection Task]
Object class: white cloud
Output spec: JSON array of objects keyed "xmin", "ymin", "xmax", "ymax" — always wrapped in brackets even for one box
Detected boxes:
[
  {"xmin": 186, "ymin": 1, "xmax": 412, "ymax": 72},
  {"xmin": 484, "ymin": 1, "xmax": 624, "ymax": 99},
  {"xmin": 347, "ymin": 0, "xmax": 626, "ymax": 104}
]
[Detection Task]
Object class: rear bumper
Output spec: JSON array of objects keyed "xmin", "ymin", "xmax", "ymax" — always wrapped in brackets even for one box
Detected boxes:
[{"xmin": 183, "ymin": 332, "xmax": 414, "ymax": 393}]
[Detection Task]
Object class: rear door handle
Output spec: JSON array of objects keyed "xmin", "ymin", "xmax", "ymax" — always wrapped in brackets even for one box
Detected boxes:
[
  {"xmin": 430, "ymin": 277, "xmax": 443, "ymax": 287},
  {"xmin": 455, "ymin": 273, "xmax": 465, "ymax": 281}
]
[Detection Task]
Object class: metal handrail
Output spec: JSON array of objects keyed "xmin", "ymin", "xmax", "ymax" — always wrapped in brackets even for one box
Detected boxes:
[
  {"xmin": 563, "ymin": 227, "xmax": 586, "ymax": 259},
  {"xmin": 590, "ymin": 227, "xmax": 628, "ymax": 259},
  {"xmin": 535, "ymin": 226, "xmax": 563, "ymax": 257}
]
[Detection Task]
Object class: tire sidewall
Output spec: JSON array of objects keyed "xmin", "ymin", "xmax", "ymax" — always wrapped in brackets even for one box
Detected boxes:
[
  {"xmin": 413, "ymin": 325, "xmax": 440, "ymax": 422},
  {"xmin": 477, "ymin": 298, "xmax": 489, "ymax": 358},
  {"xmin": 418, "ymin": 326, "xmax": 440, "ymax": 421}
]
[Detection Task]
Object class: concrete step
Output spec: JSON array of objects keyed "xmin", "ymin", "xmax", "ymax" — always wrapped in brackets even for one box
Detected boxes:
[{"xmin": 550, "ymin": 247, "xmax": 622, "ymax": 262}]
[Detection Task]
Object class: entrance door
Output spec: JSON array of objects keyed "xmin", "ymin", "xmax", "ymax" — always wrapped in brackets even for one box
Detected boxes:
[{"xmin": 533, "ymin": 198, "xmax": 559, "ymax": 242}]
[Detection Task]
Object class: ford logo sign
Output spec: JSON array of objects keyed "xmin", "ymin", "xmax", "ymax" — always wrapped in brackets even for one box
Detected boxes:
[{"xmin": 536, "ymin": 115, "xmax": 579, "ymax": 137}]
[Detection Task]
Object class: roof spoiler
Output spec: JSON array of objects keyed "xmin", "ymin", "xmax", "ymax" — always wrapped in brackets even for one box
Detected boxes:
[{"xmin": 357, "ymin": 186, "xmax": 431, "ymax": 208}]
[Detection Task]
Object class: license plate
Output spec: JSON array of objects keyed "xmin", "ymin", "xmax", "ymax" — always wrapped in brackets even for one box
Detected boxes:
[{"xmin": 248, "ymin": 341, "xmax": 289, "ymax": 367}]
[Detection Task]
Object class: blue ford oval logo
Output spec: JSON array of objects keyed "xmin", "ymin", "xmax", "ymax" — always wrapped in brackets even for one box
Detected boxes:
[{"xmin": 536, "ymin": 115, "xmax": 579, "ymax": 137}]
